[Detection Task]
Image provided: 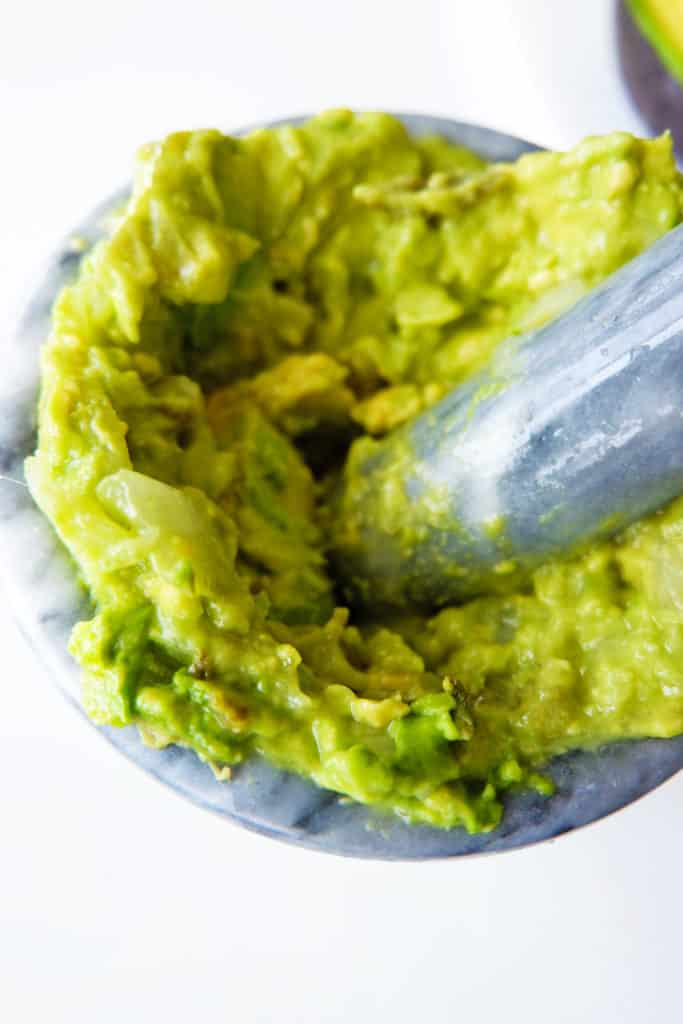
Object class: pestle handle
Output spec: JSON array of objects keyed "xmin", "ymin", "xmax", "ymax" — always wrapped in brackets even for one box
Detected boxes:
[{"xmin": 332, "ymin": 222, "xmax": 683, "ymax": 608}]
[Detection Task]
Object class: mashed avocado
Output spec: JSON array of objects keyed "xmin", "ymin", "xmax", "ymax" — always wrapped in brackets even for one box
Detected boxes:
[{"xmin": 27, "ymin": 110, "xmax": 683, "ymax": 832}]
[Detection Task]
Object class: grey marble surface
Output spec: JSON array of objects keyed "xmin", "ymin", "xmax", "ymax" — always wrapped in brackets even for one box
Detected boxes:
[{"xmin": 2, "ymin": 114, "xmax": 682, "ymax": 859}]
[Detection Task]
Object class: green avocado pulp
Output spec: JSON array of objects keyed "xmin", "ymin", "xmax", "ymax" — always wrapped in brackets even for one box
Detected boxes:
[{"xmin": 28, "ymin": 111, "xmax": 683, "ymax": 832}]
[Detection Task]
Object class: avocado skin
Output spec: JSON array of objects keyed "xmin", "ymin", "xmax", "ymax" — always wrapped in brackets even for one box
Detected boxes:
[{"xmin": 618, "ymin": 1, "xmax": 683, "ymax": 160}]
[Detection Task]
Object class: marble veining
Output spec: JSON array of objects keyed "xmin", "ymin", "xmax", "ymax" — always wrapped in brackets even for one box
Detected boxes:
[{"xmin": 2, "ymin": 115, "xmax": 682, "ymax": 859}]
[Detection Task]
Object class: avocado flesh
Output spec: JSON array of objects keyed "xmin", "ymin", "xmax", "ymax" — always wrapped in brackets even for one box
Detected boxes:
[{"xmin": 26, "ymin": 113, "xmax": 683, "ymax": 833}]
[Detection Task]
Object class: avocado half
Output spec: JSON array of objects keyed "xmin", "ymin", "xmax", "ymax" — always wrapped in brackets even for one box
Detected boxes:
[
  {"xmin": 618, "ymin": 0, "xmax": 683, "ymax": 159},
  {"xmin": 628, "ymin": 0, "xmax": 683, "ymax": 83}
]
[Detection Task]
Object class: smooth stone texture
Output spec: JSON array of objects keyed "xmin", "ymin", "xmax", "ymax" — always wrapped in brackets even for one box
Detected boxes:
[
  {"xmin": 2, "ymin": 114, "xmax": 682, "ymax": 859},
  {"xmin": 336, "ymin": 220, "xmax": 683, "ymax": 606}
]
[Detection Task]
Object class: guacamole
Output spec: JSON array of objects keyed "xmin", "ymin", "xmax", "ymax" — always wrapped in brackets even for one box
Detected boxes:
[{"xmin": 27, "ymin": 111, "xmax": 683, "ymax": 832}]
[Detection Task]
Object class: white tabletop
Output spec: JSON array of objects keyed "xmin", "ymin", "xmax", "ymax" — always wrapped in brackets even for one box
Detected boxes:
[{"xmin": 3, "ymin": 2, "xmax": 681, "ymax": 1021}]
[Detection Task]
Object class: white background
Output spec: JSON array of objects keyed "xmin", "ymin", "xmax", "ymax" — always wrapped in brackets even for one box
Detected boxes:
[{"xmin": 2, "ymin": 2, "xmax": 681, "ymax": 1021}]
